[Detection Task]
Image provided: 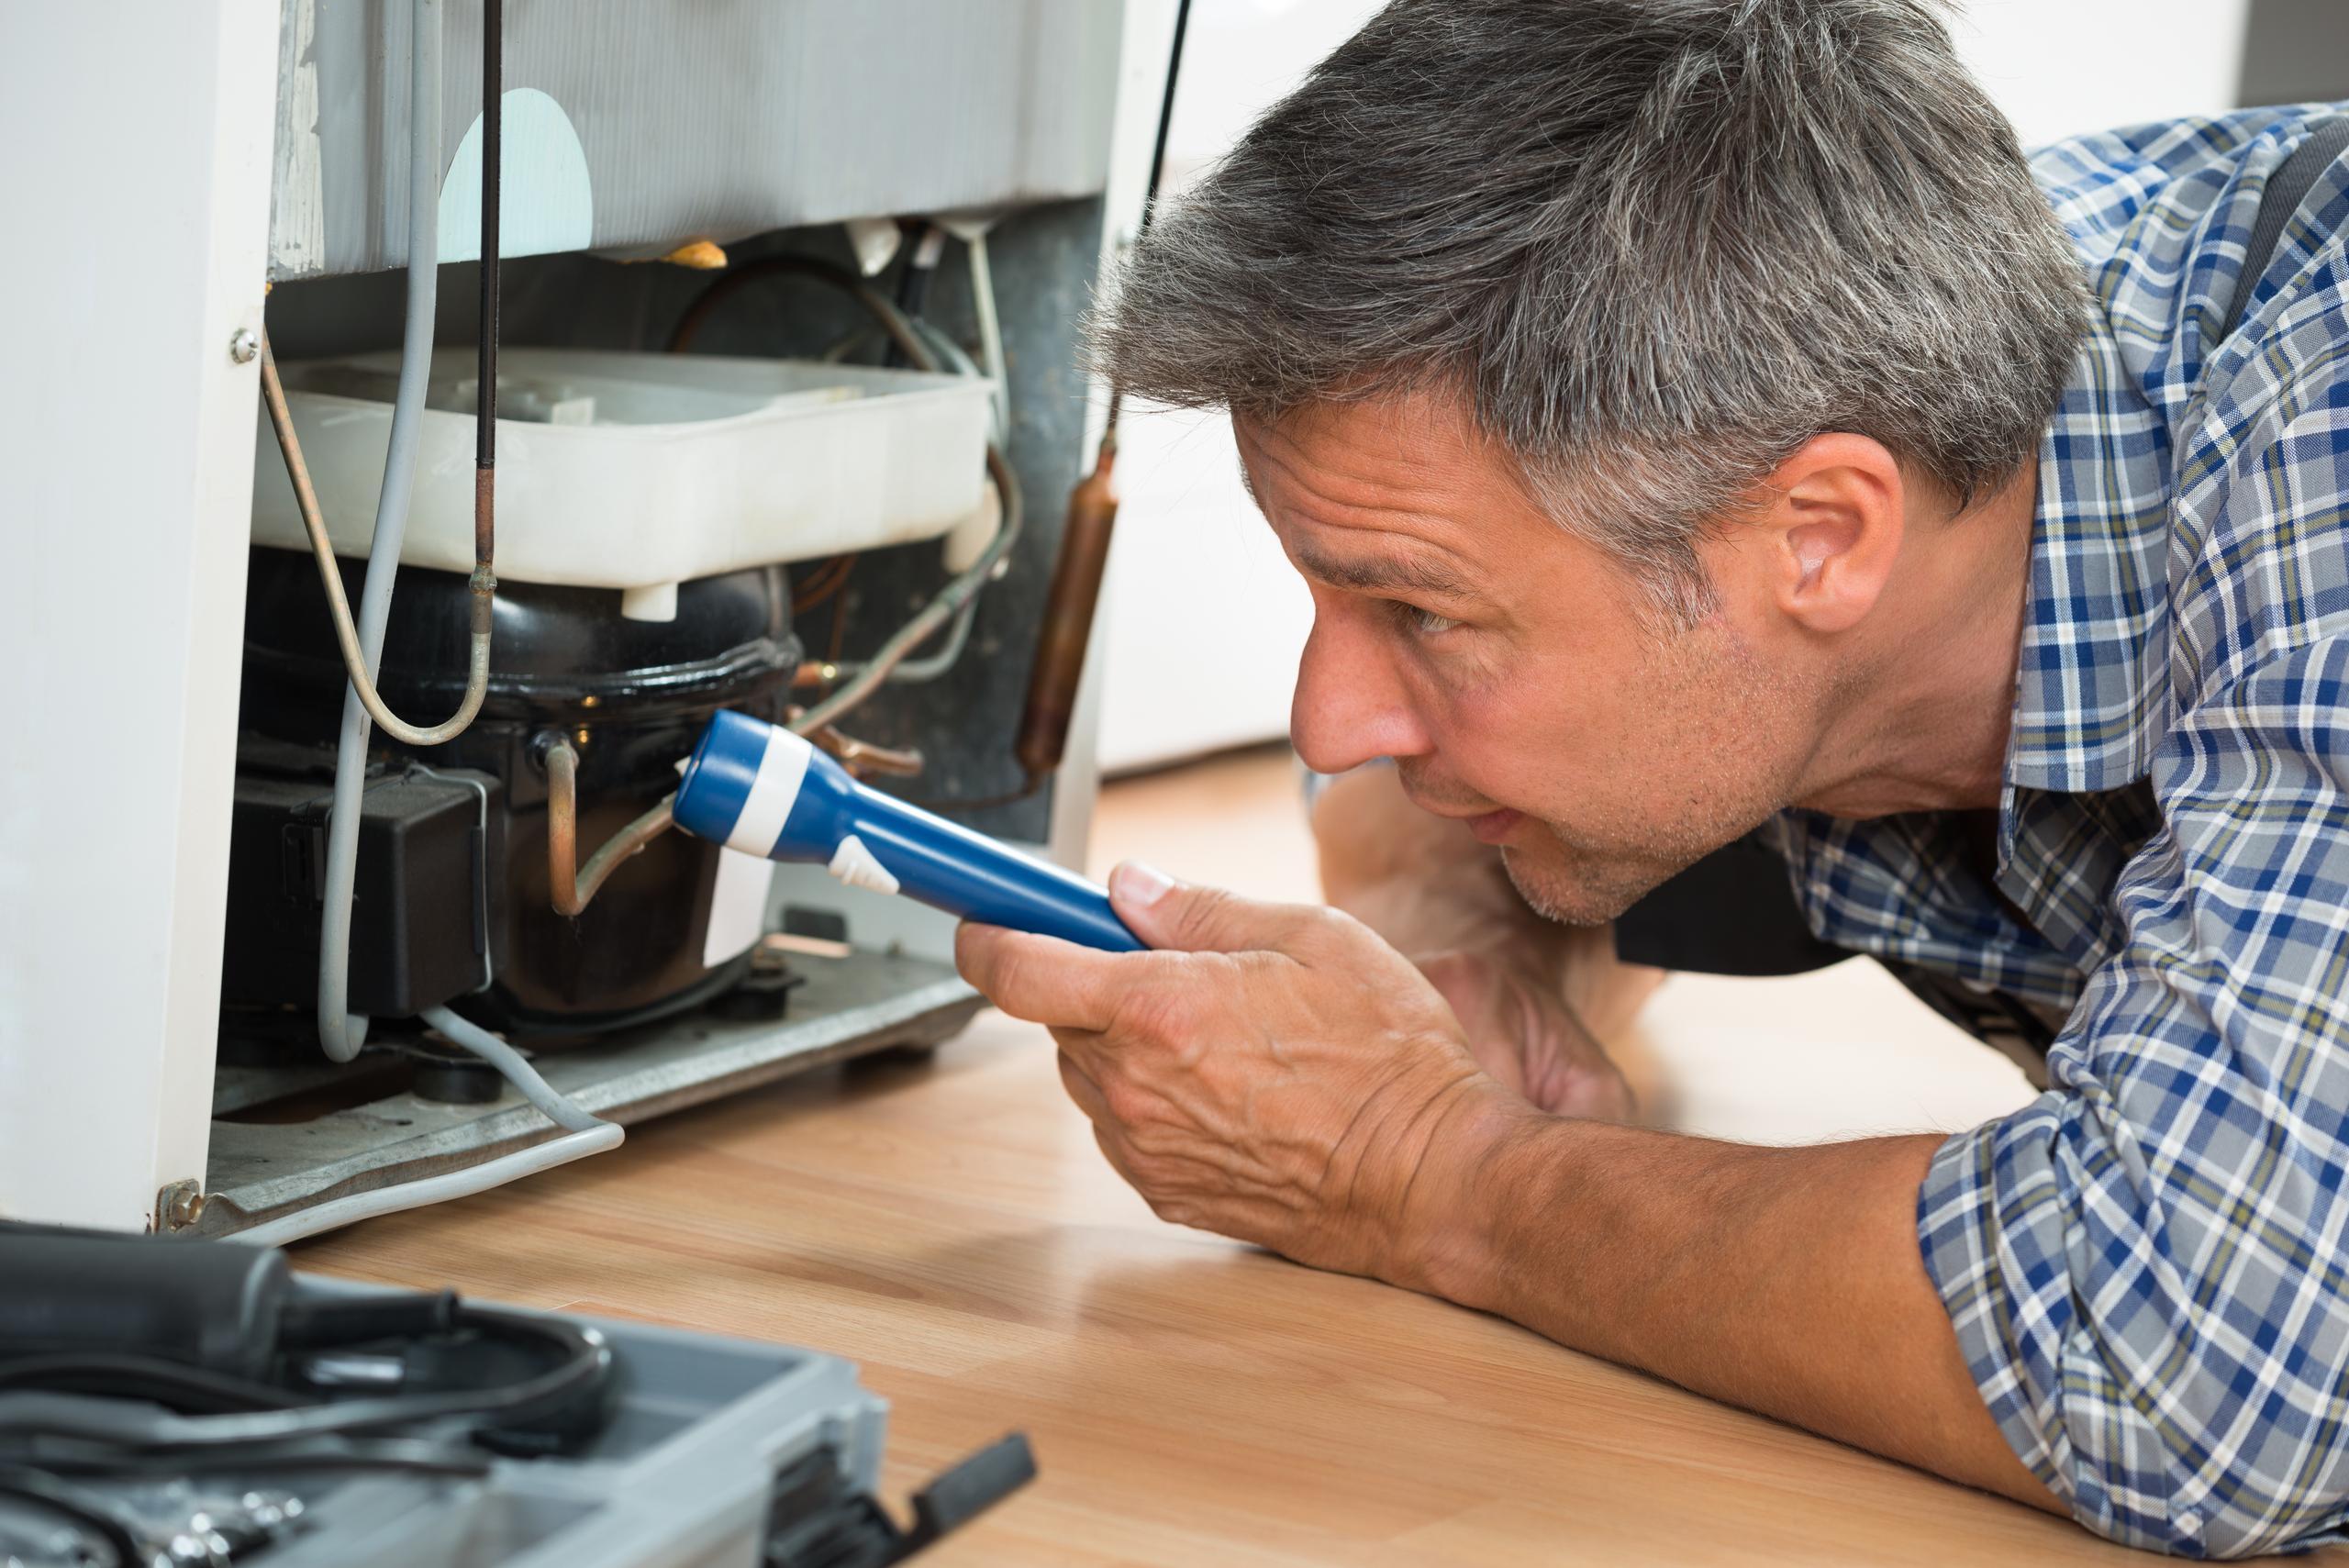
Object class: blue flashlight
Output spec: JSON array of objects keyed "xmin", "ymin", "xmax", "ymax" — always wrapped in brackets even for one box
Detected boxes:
[{"xmin": 671, "ymin": 709, "xmax": 1143, "ymax": 953}]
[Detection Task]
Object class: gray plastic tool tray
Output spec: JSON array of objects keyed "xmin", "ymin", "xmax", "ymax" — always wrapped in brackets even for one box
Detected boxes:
[{"xmin": 193, "ymin": 1284, "xmax": 883, "ymax": 1568}]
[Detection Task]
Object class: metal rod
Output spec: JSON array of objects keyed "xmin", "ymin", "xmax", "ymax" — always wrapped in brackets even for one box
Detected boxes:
[
  {"xmin": 477, "ymin": 0, "xmax": 500, "ymax": 475},
  {"xmin": 470, "ymin": 0, "xmax": 501, "ymax": 640}
]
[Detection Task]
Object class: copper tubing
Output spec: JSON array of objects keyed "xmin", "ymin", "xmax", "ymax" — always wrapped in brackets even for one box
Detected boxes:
[
  {"xmin": 807, "ymin": 723, "xmax": 925, "ymax": 780},
  {"xmin": 473, "ymin": 467, "xmax": 495, "ymax": 577},
  {"xmin": 543, "ymin": 739, "xmax": 675, "ymax": 917},
  {"xmin": 259, "ymin": 330, "xmax": 493, "ymax": 748},
  {"xmin": 1013, "ymin": 433, "xmax": 1119, "ymax": 783}
]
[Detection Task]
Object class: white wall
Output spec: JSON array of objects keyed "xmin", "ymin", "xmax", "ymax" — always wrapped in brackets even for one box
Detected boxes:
[
  {"xmin": 1953, "ymin": 0, "xmax": 2249, "ymax": 150},
  {"xmin": 1095, "ymin": 0, "xmax": 2253, "ymax": 773},
  {"xmin": 1095, "ymin": 0, "xmax": 1383, "ymax": 774}
]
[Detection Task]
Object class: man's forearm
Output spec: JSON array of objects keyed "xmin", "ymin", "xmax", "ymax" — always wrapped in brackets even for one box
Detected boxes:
[{"xmin": 1431, "ymin": 1110, "xmax": 2060, "ymax": 1514}]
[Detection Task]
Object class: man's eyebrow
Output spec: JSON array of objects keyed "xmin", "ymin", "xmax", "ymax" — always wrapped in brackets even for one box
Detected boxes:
[{"xmin": 1288, "ymin": 544, "xmax": 1477, "ymax": 600}]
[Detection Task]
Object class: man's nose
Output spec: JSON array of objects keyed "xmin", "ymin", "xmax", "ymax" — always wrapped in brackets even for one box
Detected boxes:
[{"xmin": 1289, "ymin": 611, "xmax": 1429, "ymax": 775}]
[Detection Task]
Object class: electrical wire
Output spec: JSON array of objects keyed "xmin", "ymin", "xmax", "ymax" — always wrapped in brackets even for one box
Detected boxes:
[
  {"xmin": 883, "ymin": 222, "xmax": 945, "ymax": 368},
  {"xmin": 229, "ymin": 1127, "xmax": 620, "ymax": 1251},
  {"xmin": 0, "ymin": 1465, "xmax": 143, "ymax": 1568},
  {"xmin": 304, "ymin": 0, "xmax": 505, "ymax": 1066},
  {"xmin": 308, "ymin": 0, "xmax": 449, "ymax": 1065},
  {"xmin": 874, "ymin": 595, "xmax": 980, "ymax": 685},
  {"xmin": 416, "ymin": 1007, "xmax": 605, "ymax": 1134},
  {"xmin": 924, "ymin": 0, "xmax": 1193, "ymax": 815},
  {"xmin": 966, "ymin": 230, "xmax": 1008, "ymax": 437},
  {"xmin": 0, "ymin": 1358, "xmax": 306, "ymax": 1416},
  {"xmin": 1147, "ymin": 0, "xmax": 1194, "ymax": 228},
  {"xmin": 32, "ymin": 1440, "xmax": 494, "ymax": 1482},
  {"xmin": 667, "ymin": 253, "xmax": 934, "ymax": 363},
  {"xmin": 231, "ymin": 1006, "xmax": 619, "ymax": 1248},
  {"xmin": 793, "ymin": 443, "xmax": 1022, "ymax": 734},
  {"xmin": 0, "ymin": 1309, "xmax": 610, "ymax": 1448},
  {"xmin": 668, "ymin": 253, "xmax": 1027, "ymax": 730}
]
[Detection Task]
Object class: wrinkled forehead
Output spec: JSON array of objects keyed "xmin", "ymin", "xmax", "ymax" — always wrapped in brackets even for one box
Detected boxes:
[{"xmin": 1231, "ymin": 395, "xmax": 1562, "ymax": 584}]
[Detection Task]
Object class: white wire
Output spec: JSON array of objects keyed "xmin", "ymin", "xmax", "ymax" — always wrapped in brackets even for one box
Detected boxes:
[
  {"xmin": 233, "ymin": 1008, "xmax": 618, "ymax": 1247},
  {"xmin": 230, "ymin": 1125, "xmax": 620, "ymax": 1249},
  {"xmin": 968, "ymin": 230, "xmax": 1009, "ymax": 437},
  {"xmin": 316, "ymin": 0, "xmax": 445, "ymax": 1063},
  {"xmin": 417, "ymin": 1006, "xmax": 606, "ymax": 1133}
]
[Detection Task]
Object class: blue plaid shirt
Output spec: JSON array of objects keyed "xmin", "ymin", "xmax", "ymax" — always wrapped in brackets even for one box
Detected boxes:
[{"xmin": 1772, "ymin": 106, "xmax": 2349, "ymax": 1558}]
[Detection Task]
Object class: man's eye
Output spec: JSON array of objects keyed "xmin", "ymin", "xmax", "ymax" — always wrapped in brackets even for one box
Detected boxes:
[{"xmin": 1389, "ymin": 601, "xmax": 1459, "ymax": 637}]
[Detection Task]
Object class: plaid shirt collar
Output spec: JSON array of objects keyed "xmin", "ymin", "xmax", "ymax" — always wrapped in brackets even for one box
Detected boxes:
[{"xmin": 2001, "ymin": 328, "xmax": 2173, "ymax": 806}]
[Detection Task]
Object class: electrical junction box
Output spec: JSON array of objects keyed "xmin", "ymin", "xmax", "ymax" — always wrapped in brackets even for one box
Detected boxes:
[{"xmin": 221, "ymin": 750, "xmax": 501, "ymax": 1021}]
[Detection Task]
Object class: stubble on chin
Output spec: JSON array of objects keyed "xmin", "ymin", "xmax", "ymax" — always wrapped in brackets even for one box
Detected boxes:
[{"xmin": 1497, "ymin": 828, "xmax": 1676, "ymax": 928}]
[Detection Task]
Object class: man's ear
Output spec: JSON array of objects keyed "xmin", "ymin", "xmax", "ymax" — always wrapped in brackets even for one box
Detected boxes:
[{"xmin": 1738, "ymin": 433, "xmax": 1907, "ymax": 636}]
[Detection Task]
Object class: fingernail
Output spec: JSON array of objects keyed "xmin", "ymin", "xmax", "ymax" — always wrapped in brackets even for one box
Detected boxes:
[{"xmin": 1113, "ymin": 861, "xmax": 1175, "ymax": 907}]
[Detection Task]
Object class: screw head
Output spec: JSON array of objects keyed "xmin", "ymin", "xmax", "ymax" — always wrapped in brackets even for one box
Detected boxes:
[
  {"xmin": 158, "ymin": 1179, "xmax": 207, "ymax": 1231},
  {"xmin": 228, "ymin": 328, "xmax": 260, "ymax": 365}
]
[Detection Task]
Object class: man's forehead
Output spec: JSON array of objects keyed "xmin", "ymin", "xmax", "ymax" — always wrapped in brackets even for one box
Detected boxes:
[
  {"xmin": 1236, "ymin": 395, "xmax": 1497, "ymax": 508},
  {"xmin": 1233, "ymin": 396, "xmax": 1545, "ymax": 592}
]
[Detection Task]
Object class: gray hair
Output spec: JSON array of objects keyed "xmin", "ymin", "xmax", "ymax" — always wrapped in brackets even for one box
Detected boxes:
[{"xmin": 1092, "ymin": 0, "xmax": 2086, "ymax": 619}]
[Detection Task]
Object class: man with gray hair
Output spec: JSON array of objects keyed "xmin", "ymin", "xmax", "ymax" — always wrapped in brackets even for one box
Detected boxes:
[{"xmin": 954, "ymin": 0, "xmax": 2349, "ymax": 1553}]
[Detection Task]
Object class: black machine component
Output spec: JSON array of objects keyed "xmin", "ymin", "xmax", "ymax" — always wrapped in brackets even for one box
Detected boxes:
[
  {"xmin": 0, "ymin": 1223, "xmax": 295, "ymax": 1378},
  {"xmin": 222, "ymin": 743, "xmax": 502, "ymax": 1020},
  {"xmin": 0, "ymin": 1223, "xmax": 616, "ymax": 1459},
  {"xmin": 231, "ymin": 547, "xmax": 800, "ymax": 1034}
]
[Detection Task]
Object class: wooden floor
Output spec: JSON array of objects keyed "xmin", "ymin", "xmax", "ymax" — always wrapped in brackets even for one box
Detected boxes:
[{"xmin": 298, "ymin": 749, "xmax": 2340, "ymax": 1564}]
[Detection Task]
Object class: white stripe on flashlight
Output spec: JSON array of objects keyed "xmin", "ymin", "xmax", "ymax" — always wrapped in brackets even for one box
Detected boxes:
[{"xmin": 726, "ymin": 725, "xmax": 812, "ymax": 856}]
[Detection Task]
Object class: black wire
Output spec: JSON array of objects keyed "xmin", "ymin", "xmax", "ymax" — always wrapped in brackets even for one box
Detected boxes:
[
  {"xmin": 895, "ymin": 239, "xmax": 939, "ymax": 320},
  {"xmin": 0, "ymin": 1466, "xmax": 143, "ymax": 1568},
  {"xmin": 667, "ymin": 253, "xmax": 940, "ymax": 372},
  {"xmin": 0, "ymin": 1354, "xmax": 306, "ymax": 1415},
  {"xmin": 0, "ymin": 1307, "xmax": 610, "ymax": 1450},
  {"xmin": 35, "ymin": 1441, "xmax": 494, "ymax": 1482},
  {"xmin": 1108, "ymin": 0, "xmax": 1192, "ymax": 449},
  {"xmin": 477, "ymin": 0, "xmax": 501, "ymax": 471},
  {"xmin": 1145, "ymin": 0, "xmax": 1194, "ymax": 223}
]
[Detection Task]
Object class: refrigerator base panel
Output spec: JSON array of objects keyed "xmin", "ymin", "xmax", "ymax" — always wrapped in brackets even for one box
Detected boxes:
[{"xmin": 195, "ymin": 949, "xmax": 981, "ymax": 1238}]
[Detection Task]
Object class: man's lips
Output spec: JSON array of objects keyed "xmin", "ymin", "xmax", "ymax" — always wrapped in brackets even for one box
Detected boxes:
[
  {"xmin": 1466, "ymin": 807, "xmax": 1523, "ymax": 845},
  {"xmin": 1403, "ymin": 783, "xmax": 1527, "ymax": 845}
]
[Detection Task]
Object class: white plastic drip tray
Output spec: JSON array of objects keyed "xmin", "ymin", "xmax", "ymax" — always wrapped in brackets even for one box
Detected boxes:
[{"xmin": 250, "ymin": 347, "xmax": 996, "ymax": 595}]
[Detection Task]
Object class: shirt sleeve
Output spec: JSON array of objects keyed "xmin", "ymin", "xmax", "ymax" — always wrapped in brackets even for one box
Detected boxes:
[{"xmin": 1919, "ymin": 634, "xmax": 2349, "ymax": 1558}]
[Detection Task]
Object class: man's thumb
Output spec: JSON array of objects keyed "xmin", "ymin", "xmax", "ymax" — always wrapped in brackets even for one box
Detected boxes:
[{"xmin": 1108, "ymin": 861, "xmax": 1313, "ymax": 954}]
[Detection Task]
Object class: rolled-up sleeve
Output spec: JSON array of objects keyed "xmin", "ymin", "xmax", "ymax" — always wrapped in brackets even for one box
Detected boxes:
[{"xmin": 1920, "ymin": 637, "xmax": 2349, "ymax": 1558}]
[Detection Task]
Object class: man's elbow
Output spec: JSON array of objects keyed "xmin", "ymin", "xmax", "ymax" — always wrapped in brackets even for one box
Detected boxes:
[{"xmin": 2036, "ymin": 1327, "xmax": 2349, "ymax": 1558}]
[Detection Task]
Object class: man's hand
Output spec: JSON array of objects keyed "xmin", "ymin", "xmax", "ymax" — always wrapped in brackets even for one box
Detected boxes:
[
  {"xmin": 953, "ymin": 861, "xmax": 1526, "ymax": 1291},
  {"xmin": 1416, "ymin": 947, "xmax": 1635, "ymax": 1120},
  {"xmin": 1310, "ymin": 764, "xmax": 1655, "ymax": 1121}
]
